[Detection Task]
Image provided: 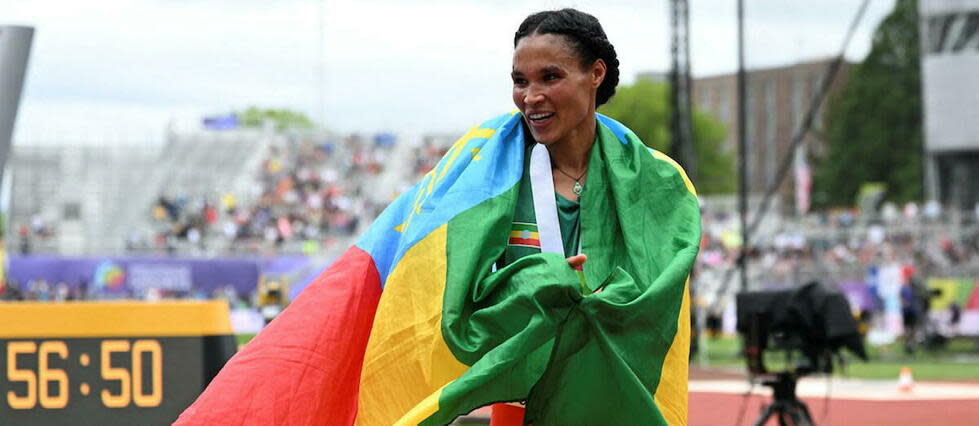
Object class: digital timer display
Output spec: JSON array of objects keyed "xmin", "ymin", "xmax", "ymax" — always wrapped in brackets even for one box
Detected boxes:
[{"xmin": 0, "ymin": 301, "xmax": 236, "ymax": 425}]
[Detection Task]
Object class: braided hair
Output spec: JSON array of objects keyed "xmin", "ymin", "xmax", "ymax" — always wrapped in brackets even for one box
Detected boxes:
[{"xmin": 514, "ymin": 9, "xmax": 620, "ymax": 107}]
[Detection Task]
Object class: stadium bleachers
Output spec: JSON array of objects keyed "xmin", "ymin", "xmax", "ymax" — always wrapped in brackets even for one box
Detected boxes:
[{"xmin": 8, "ymin": 128, "xmax": 273, "ymax": 255}]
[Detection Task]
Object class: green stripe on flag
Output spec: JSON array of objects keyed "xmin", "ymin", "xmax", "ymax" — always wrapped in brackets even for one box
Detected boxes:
[{"xmin": 511, "ymin": 222, "xmax": 537, "ymax": 232}]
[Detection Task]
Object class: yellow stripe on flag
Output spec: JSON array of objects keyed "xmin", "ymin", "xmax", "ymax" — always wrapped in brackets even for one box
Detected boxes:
[
  {"xmin": 653, "ymin": 277, "xmax": 690, "ymax": 426},
  {"xmin": 437, "ymin": 127, "xmax": 496, "ymax": 183},
  {"xmin": 508, "ymin": 230, "xmax": 540, "ymax": 240},
  {"xmin": 652, "ymin": 150, "xmax": 697, "ymax": 196},
  {"xmin": 391, "ymin": 383, "xmax": 452, "ymax": 426},
  {"xmin": 356, "ymin": 225, "xmax": 468, "ymax": 425}
]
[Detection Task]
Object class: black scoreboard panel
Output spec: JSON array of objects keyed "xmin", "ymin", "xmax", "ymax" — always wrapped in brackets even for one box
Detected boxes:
[{"xmin": 0, "ymin": 302, "xmax": 236, "ymax": 426}]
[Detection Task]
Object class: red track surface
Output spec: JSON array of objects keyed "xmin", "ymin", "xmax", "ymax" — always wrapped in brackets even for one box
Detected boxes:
[
  {"xmin": 459, "ymin": 369, "xmax": 979, "ymax": 425},
  {"xmin": 690, "ymin": 391, "xmax": 979, "ymax": 426}
]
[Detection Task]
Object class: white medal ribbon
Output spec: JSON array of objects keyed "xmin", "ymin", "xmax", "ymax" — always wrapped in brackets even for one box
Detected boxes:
[{"xmin": 529, "ymin": 143, "xmax": 565, "ymax": 255}]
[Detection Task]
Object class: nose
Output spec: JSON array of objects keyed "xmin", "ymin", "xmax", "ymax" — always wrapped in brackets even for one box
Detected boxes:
[{"xmin": 523, "ymin": 84, "xmax": 545, "ymax": 105}]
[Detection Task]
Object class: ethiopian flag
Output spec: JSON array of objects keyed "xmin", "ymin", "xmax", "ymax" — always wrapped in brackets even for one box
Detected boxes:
[
  {"xmin": 508, "ymin": 222, "xmax": 541, "ymax": 248},
  {"xmin": 175, "ymin": 112, "xmax": 700, "ymax": 425}
]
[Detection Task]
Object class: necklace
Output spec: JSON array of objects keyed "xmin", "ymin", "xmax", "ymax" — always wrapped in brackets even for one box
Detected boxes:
[{"xmin": 553, "ymin": 165, "xmax": 588, "ymax": 195}]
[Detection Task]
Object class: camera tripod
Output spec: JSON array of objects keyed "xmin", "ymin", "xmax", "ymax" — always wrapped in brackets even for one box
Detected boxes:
[{"xmin": 753, "ymin": 372, "xmax": 814, "ymax": 426}]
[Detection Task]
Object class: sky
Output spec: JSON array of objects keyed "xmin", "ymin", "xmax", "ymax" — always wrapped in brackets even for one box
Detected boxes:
[{"xmin": 2, "ymin": 0, "xmax": 897, "ymax": 145}]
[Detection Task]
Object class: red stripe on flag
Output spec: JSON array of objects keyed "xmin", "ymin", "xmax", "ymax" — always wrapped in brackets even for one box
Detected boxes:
[
  {"xmin": 175, "ymin": 246, "xmax": 383, "ymax": 425},
  {"xmin": 508, "ymin": 237, "xmax": 540, "ymax": 247}
]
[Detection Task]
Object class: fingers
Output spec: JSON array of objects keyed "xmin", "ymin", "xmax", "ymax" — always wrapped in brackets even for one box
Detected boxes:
[{"xmin": 566, "ymin": 253, "xmax": 587, "ymax": 269}]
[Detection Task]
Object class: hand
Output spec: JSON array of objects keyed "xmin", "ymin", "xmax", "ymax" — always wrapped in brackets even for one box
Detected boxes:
[
  {"xmin": 567, "ymin": 254, "xmax": 602, "ymax": 294},
  {"xmin": 566, "ymin": 254, "xmax": 587, "ymax": 270}
]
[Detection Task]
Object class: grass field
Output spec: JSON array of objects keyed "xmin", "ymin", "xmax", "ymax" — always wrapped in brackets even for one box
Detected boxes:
[
  {"xmin": 694, "ymin": 334, "xmax": 979, "ymax": 380},
  {"xmin": 234, "ymin": 332, "xmax": 979, "ymax": 381},
  {"xmin": 236, "ymin": 333, "xmax": 255, "ymax": 346}
]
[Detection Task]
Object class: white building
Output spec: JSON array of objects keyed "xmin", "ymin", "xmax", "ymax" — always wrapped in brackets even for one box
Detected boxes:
[{"xmin": 920, "ymin": 0, "xmax": 979, "ymax": 210}]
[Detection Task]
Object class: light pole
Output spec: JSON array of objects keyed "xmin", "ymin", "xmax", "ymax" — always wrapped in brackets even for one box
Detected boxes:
[{"xmin": 736, "ymin": 0, "xmax": 748, "ymax": 292}]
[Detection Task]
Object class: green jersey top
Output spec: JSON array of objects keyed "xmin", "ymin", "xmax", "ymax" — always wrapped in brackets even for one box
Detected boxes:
[{"xmin": 501, "ymin": 143, "xmax": 582, "ymax": 266}]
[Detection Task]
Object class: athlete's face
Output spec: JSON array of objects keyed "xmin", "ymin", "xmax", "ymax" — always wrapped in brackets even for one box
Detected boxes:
[{"xmin": 512, "ymin": 33, "xmax": 605, "ymax": 147}]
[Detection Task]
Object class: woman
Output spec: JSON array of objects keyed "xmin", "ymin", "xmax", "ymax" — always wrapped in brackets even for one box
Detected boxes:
[
  {"xmin": 177, "ymin": 8, "xmax": 699, "ymax": 426},
  {"xmin": 500, "ymin": 8, "xmax": 618, "ymax": 269},
  {"xmin": 490, "ymin": 9, "xmax": 698, "ymax": 425}
]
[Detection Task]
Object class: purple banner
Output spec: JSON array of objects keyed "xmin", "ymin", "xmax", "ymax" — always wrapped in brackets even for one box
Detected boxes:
[
  {"xmin": 7, "ymin": 256, "xmax": 262, "ymax": 297},
  {"xmin": 838, "ymin": 280, "xmax": 876, "ymax": 312}
]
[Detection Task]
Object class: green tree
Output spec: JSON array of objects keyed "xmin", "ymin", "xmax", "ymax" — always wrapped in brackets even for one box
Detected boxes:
[
  {"xmin": 813, "ymin": 0, "xmax": 922, "ymax": 207},
  {"xmin": 599, "ymin": 79, "xmax": 735, "ymax": 194},
  {"xmin": 237, "ymin": 107, "xmax": 315, "ymax": 131}
]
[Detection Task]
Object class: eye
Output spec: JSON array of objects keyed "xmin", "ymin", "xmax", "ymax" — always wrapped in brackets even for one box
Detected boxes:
[
  {"xmin": 543, "ymin": 73, "xmax": 560, "ymax": 81},
  {"xmin": 512, "ymin": 77, "xmax": 527, "ymax": 86}
]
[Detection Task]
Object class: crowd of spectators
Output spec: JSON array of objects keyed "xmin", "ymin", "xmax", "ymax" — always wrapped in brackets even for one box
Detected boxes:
[
  {"xmin": 697, "ymin": 201, "xmax": 979, "ymax": 286},
  {"xmin": 0, "ymin": 277, "xmax": 254, "ymax": 307},
  {"xmin": 140, "ymin": 133, "xmax": 395, "ymax": 256},
  {"xmin": 0, "ymin": 279, "xmax": 76, "ymax": 302}
]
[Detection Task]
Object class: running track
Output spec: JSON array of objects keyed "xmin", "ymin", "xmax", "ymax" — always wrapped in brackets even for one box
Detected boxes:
[
  {"xmin": 457, "ymin": 374, "xmax": 979, "ymax": 425},
  {"xmin": 690, "ymin": 377, "xmax": 979, "ymax": 426}
]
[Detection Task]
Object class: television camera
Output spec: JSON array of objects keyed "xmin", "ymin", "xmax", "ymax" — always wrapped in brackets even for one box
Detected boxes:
[{"xmin": 736, "ymin": 281, "xmax": 867, "ymax": 426}]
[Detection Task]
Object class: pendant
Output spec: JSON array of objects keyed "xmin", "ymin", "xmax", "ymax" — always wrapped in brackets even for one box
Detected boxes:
[{"xmin": 572, "ymin": 181, "xmax": 583, "ymax": 195}]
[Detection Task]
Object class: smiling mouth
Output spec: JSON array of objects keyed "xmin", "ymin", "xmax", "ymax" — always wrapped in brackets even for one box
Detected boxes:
[{"xmin": 527, "ymin": 112, "xmax": 554, "ymax": 123}]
